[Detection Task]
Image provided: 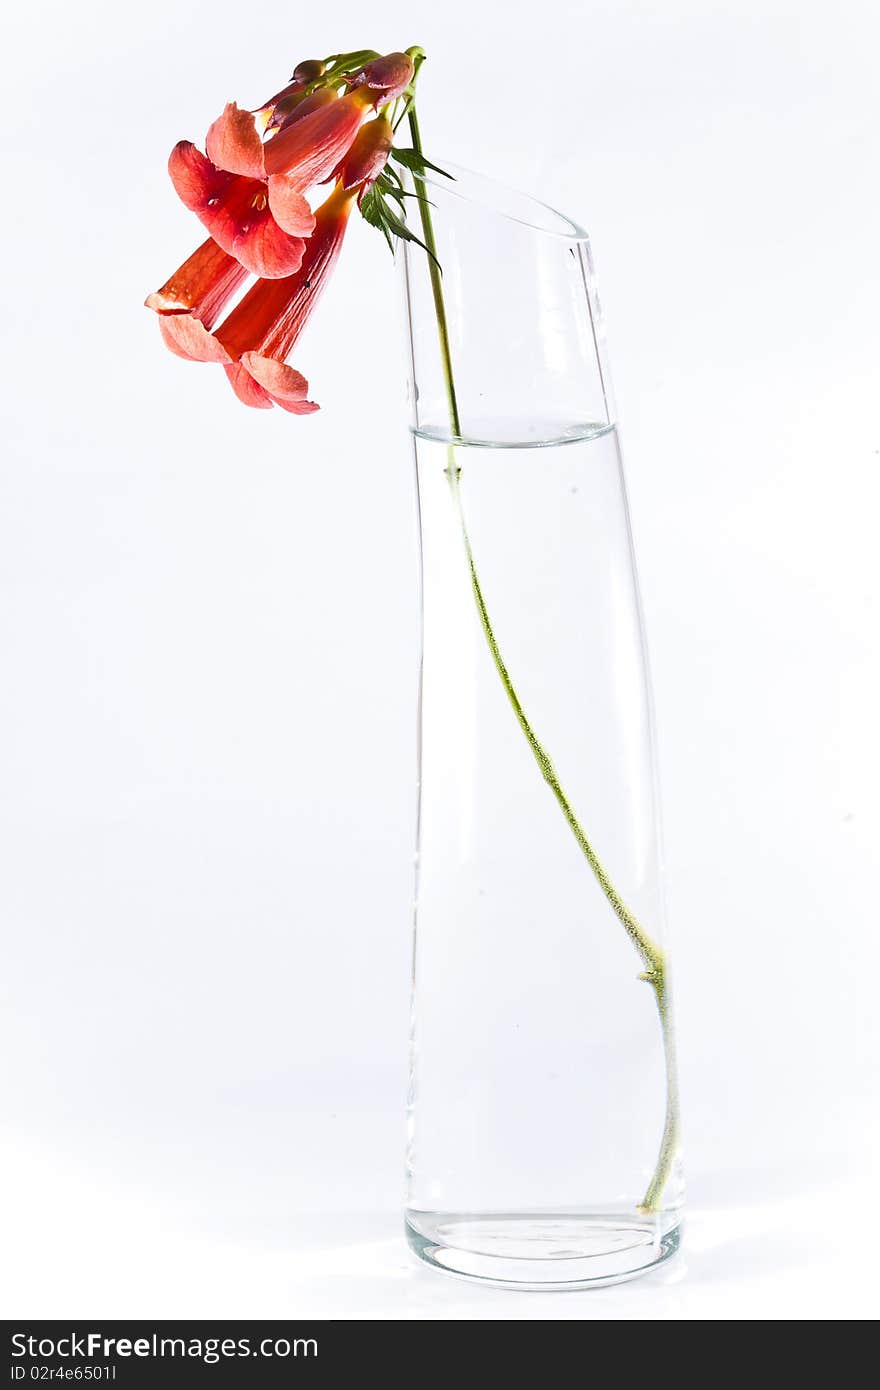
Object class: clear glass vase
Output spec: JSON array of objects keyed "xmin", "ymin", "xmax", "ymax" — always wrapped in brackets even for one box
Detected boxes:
[{"xmin": 397, "ymin": 165, "xmax": 683, "ymax": 1289}]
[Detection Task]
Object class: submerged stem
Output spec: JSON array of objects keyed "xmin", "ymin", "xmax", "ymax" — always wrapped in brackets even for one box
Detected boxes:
[{"xmin": 406, "ymin": 105, "xmax": 678, "ymax": 1212}]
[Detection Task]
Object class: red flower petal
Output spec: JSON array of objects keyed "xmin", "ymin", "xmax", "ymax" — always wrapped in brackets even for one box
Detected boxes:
[
  {"xmin": 227, "ymin": 357, "xmax": 319, "ymax": 413},
  {"xmin": 168, "ymin": 141, "xmax": 305, "ymax": 279},
  {"xmin": 158, "ymin": 316, "xmax": 201, "ymax": 361},
  {"xmin": 145, "ymin": 238, "xmax": 248, "ymax": 326},
  {"xmin": 273, "ymin": 394, "xmax": 321, "ymax": 415},
  {"xmin": 224, "ymin": 362, "xmax": 274, "ymax": 408},
  {"xmin": 240, "ymin": 352, "xmax": 310, "ymax": 400},
  {"xmin": 266, "ymin": 177, "xmax": 316, "ymax": 236},
  {"xmin": 168, "ymin": 140, "xmax": 220, "ymax": 210},
  {"xmin": 232, "ymin": 213, "xmax": 306, "ymax": 279},
  {"xmin": 206, "ymin": 102, "xmax": 265, "ymax": 179},
  {"xmin": 158, "ymin": 313, "xmax": 232, "ymax": 363},
  {"xmin": 263, "ymin": 90, "xmax": 370, "ymax": 184}
]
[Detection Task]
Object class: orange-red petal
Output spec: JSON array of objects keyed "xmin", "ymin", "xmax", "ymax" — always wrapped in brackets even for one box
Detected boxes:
[
  {"xmin": 168, "ymin": 141, "xmax": 221, "ymax": 210},
  {"xmin": 206, "ymin": 102, "xmax": 265, "ymax": 179},
  {"xmin": 263, "ymin": 90, "xmax": 371, "ymax": 185},
  {"xmin": 224, "ymin": 362, "xmax": 274, "ymax": 408},
  {"xmin": 158, "ymin": 316, "xmax": 201, "ymax": 361},
  {"xmin": 240, "ymin": 352, "xmax": 310, "ymax": 400},
  {"xmin": 168, "ymin": 141, "xmax": 306, "ymax": 279},
  {"xmin": 145, "ymin": 237, "xmax": 248, "ymax": 326},
  {"xmin": 158, "ymin": 313, "xmax": 232, "ymax": 363},
  {"xmin": 226, "ymin": 357, "xmax": 319, "ymax": 413},
  {"xmin": 232, "ymin": 213, "xmax": 307, "ymax": 280},
  {"xmin": 266, "ymin": 177, "xmax": 316, "ymax": 236},
  {"xmin": 272, "ymin": 393, "xmax": 321, "ymax": 415}
]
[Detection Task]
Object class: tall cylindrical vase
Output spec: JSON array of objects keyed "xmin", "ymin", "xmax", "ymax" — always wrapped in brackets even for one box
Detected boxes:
[{"xmin": 398, "ymin": 166, "xmax": 683, "ymax": 1289}]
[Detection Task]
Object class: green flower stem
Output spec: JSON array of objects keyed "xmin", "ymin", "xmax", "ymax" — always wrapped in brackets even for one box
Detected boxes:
[
  {"xmin": 406, "ymin": 103, "xmax": 678, "ymax": 1213},
  {"xmin": 406, "ymin": 103, "xmax": 461, "ymax": 437}
]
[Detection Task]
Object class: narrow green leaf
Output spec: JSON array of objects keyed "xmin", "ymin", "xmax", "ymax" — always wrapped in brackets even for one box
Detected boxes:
[
  {"xmin": 357, "ymin": 186, "xmax": 394, "ymax": 253},
  {"xmin": 379, "ymin": 163, "xmax": 404, "ymax": 189},
  {"xmin": 380, "ymin": 200, "xmax": 442, "ymax": 270},
  {"xmin": 375, "ymin": 174, "xmax": 407, "ymax": 209},
  {"xmin": 359, "ymin": 182, "xmax": 443, "ymax": 270},
  {"xmin": 378, "ymin": 177, "xmax": 432, "ymax": 209},
  {"xmin": 390, "ymin": 147, "xmax": 454, "ymax": 180}
]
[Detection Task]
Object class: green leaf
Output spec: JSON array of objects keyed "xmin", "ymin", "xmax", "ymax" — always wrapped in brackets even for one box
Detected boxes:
[
  {"xmin": 375, "ymin": 173, "xmax": 407, "ymax": 209},
  {"xmin": 378, "ymin": 177, "xmax": 432, "ymax": 209},
  {"xmin": 379, "ymin": 163, "xmax": 404, "ymax": 189},
  {"xmin": 358, "ymin": 185, "xmax": 394, "ymax": 253},
  {"xmin": 357, "ymin": 184, "xmax": 442, "ymax": 271},
  {"xmin": 358, "ymin": 184, "xmax": 383, "ymax": 217},
  {"xmin": 380, "ymin": 201, "xmax": 442, "ymax": 270},
  {"xmin": 390, "ymin": 147, "xmax": 454, "ymax": 180}
]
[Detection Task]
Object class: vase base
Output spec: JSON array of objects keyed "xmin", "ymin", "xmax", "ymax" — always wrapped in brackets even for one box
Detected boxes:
[{"xmin": 405, "ymin": 1209, "xmax": 682, "ymax": 1290}]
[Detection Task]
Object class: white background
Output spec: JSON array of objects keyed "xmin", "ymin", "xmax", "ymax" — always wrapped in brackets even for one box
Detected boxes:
[{"xmin": 2, "ymin": 0, "xmax": 878, "ymax": 1320}]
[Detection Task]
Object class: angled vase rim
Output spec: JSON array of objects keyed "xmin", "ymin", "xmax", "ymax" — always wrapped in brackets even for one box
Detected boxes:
[{"xmin": 412, "ymin": 161, "xmax": 590, "ymax": 242}]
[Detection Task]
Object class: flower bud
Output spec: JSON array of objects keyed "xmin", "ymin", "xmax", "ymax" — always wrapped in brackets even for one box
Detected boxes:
[
  {"xmin": 340, "ymin": 114, "xmax": 393, "ymax": 191},
  {"xmin": 292, "ymin": 59, "xmax": 325, "ymax": 83},
  {"xmin": 269, "ymin": 85, "xmax": 336, "ymax": 133},
  {"xmin": 350, "ymin": 52, "xmax": 414, "ymax": 101}
]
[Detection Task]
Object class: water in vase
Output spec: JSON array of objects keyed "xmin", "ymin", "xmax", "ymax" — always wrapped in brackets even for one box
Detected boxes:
[{"xmin": 406, "ymin": 420, "xmax": 683, "ymax": 1288}]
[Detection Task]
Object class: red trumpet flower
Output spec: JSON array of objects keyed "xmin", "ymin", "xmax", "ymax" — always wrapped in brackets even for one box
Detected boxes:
[
  {"xmin": 206, "ymin": 50, "xmax": 413, "ymax": 188},
  {"xmin": 169, "ymin": 52, "xmax": 413, "ymax": 280},
  {"xmin": 169, "ymin": 140, "xmax": 314, "ymax": 280},
  {"xmin": 148, "ymin": 50, "xmax": 426, "ymax": 415},
  {"xmin": 154, "ymin": 183, "xmax": 358, "ymax": 413}
]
